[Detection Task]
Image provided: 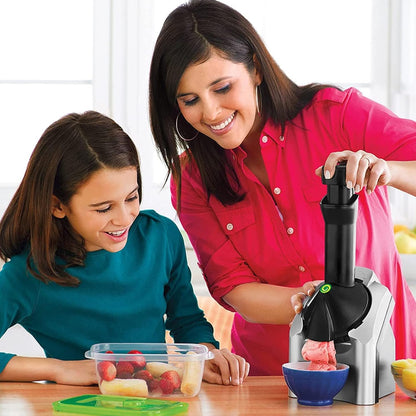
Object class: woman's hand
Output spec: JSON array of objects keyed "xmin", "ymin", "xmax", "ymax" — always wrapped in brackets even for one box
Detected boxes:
[
  {"xmin": 315, "ymin": 150, "xmax": 391, "ymax": 194},
  {"xmin": 290, "ymin": 280, "xmax": 322, "ymax": 316},
  {"xmin": 203, "ymin": 348, "xmax": 250, "ymax": 386}
]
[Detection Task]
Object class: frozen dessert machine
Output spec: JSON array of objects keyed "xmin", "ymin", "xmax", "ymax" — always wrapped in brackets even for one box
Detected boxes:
[{"xmin": 289, "ymin": 162, "xmax": 396, "ymax": 405}]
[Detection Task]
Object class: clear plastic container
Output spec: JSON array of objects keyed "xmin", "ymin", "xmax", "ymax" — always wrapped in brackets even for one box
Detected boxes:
[{"xmin": 85, "ymin": 343, "xmax": 213, "ymax": 398}]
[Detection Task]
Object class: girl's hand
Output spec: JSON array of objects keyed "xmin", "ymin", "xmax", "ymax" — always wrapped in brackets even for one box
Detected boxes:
[
  {"xmin": 52, "ymin": 359, "xmax": 98, "ymax": 385},
  {"xmin": 290, "ymin": 280, "xmax": 322, "ymax": 316},
  {"xmin": 0, "ymin": 356, "xmax": 98, "ymax": 385},
  {"xmin": 203, "ymin": 348, "xmax": 250, "ymax": 386},
  {"xmin": 315, "ymin": 150, "xmax": 391, "ymax": 194}
]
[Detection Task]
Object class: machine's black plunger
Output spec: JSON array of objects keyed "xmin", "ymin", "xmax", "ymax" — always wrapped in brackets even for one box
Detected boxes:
[
  {"xmin": 301, "ymin": 162, "xmax": 371, "ymax": 341},
  {"xmin": 321, "ymin": 162, "xmax": 357, "ymax": 287}
]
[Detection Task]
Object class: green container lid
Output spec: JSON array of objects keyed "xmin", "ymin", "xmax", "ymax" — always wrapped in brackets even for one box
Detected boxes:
[{"xmin": 52, "ymin": 394, "xmax": 188, "ymax": 415}]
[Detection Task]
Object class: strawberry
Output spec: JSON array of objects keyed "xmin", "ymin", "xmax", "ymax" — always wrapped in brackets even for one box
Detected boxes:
[
  {"xmin": 135, "ymin": 369, "xmax": 160, "ymax": 393},
  {"xmin": 128, "ymin": 349, "xmax": 146, "ymax": 369},
  {"xmin": 148, "ymin": 379, "xmax": 160, "ymax": 393},
  {"xmin": 159, "ymin": 370, "xmax": 181, "ymax": 394},
  {"xmin": 134, "ymin": 369, "xmax": 153, "ymax": 382},
  {"xmin": 116, "ymin": 361, "xmax": 135, "ymax": 379},
  {"xmin": 105, "ymin": 350, "xmax": 114, "ymax": 354},
  {"xmin": 97, "ymin": 361, "xmax": 116, "ymax": 381}
]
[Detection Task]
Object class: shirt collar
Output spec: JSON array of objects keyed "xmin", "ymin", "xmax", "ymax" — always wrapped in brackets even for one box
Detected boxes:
[
  {"xmin": 230, "ymin": 119, "xmax": 286, "ymax": 163},
  {"xmin": 262, "ymin": 119, "xmax": 286, "ymax": 147}
]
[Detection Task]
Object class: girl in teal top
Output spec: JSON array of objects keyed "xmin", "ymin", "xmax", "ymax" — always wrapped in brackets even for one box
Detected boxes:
[{"xmin": 0, "ymin": 111, "xmax": 249, "ymax": 386}]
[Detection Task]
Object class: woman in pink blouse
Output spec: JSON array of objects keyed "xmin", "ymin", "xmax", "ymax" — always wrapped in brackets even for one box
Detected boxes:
[{"xmin": 149, "ymin": 0, "xmax": 416, "ymax": 375}]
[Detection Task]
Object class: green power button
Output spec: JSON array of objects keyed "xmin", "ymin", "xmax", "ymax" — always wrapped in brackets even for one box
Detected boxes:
[{"xmin": 320, "ymin": 283, "xmax": 332, "ymax": 293}]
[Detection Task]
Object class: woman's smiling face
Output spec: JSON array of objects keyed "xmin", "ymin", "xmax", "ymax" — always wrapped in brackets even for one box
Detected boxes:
[{"xmin": 176, "ymin": 51, "xmax": 262, "ymax": 149}]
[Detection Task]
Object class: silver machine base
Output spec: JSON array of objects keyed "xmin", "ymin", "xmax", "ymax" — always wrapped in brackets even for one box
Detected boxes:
[{"xmin": 289, "ymin": 267, "xmax": 396, "ymax": 405}]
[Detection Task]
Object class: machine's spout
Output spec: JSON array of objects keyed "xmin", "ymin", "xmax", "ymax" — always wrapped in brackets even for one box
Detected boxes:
[{"xmin": 302, "ymin": 281, "xmax": 371, "ymax": 341}]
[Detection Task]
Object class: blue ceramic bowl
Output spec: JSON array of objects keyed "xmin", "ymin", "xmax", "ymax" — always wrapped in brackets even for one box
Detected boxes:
[{"xmin": 282, "ymin": 362, "xmax": 349, "ymax": 406}]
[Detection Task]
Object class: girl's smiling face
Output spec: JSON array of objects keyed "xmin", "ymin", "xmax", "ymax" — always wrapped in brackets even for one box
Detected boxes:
[
  {"xmin": 53, "ymin": 167, "xmax": 140, "ymax": 252},
  {"xmin": 176, "ymin": 51, "xmax": 263, "ymax": 149}
]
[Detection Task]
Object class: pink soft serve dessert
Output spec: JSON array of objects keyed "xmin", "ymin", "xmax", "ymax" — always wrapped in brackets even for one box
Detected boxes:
[{"xmin": 301, "ymin": 339, "xmax": 337, "ymax": 371}]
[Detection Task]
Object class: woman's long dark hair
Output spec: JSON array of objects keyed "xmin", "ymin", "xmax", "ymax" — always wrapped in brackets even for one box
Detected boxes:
[
  {"xmin": 0, "ymin": 111, "xmax": 141, "ymax": 286},
  {"xmin": 149, "ymin": 0, "xmax": 334, "ymax": 207}
]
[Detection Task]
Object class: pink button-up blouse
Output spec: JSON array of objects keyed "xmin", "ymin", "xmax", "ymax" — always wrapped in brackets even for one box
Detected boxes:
[{"xmin": 171, "ymin": 87, "xmax": 416, "ymax": 375}]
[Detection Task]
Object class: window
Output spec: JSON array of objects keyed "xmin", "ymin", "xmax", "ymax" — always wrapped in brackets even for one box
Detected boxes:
[
  {"xmin": 226, "ymin": 0, "xmax": 372, "ymax": 92},
  {"xmin": 372, "ymin": 0, "xmax": 416, "ymax": 226},
  {"xmin": 0, "ymin": 0, "xmax": 93, "ymax": 212}
]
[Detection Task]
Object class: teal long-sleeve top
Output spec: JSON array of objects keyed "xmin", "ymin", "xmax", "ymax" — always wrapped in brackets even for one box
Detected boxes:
[{"xmin": 0, "ymin": 210, "xmax": 218, "ymax": 373}]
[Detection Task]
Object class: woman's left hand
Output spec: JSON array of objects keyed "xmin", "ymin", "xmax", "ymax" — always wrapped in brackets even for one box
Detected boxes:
[
  {"xmin": 315, "ymin": 150, "xmax": 391, "ymax": 194},
  {"xmin": 290, "ymin": 280, "xmax": 322, "ymax": 317},
  {"xmin": 203, "ymin": 348, "xmax": 250, "ymax": 386}
]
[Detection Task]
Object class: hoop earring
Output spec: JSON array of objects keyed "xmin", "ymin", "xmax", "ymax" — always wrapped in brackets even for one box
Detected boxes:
[
  {"xmin": 175, "ymin": 113, "xmax": 199, "ymax": 142},
  {"xmin": 255, "ymin": 85, "xmax": 261, "ymax": 115}
]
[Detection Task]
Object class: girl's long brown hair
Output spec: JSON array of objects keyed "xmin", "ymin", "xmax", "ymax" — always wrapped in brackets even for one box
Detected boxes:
[
  {"xmin": 0, "ymin": 111, "xmax": 141, "ymax": 286},
  {"xmin": 149, "ymin": 0, "xmax": 335, "ymax": 208}
]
